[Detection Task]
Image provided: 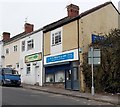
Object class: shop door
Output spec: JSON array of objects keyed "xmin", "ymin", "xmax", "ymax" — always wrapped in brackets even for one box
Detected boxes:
[
  {"xmin": 65, "ymin": 68, "xmax": 79, "ymax": 90},
  {"xmin": 65, "ymin": 69, "xmax": 72, "ymax": 89},
  {"xmin": 72, "ymin": 68, "xmax": 79, "ymax": 90}
]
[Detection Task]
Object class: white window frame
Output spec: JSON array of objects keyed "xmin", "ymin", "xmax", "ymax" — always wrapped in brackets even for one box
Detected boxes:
[
  {"xmin": 27, "ymin": 39, "xmax": 34, "ymax": 50},
  {"xmin": 21, "ymin": 41, "xmax": 25, "ymax": 52},
  {"xmin": 52, "ymin": 31, "xmax": 61, "ymax": 46},
  {"xmin": 26, "ymin": 63, "xmax": 31, "ymax": 75},
  {"xmin": 13, "ymin": 45, "xmax": 17, "ymax": 52},
  {"xmin": 16, "ymin": 63, "xmax": 19, "ymax": 69},
  {"xmin": 6, "ymin": 48, "xmax": 9, "ymax": 54}
]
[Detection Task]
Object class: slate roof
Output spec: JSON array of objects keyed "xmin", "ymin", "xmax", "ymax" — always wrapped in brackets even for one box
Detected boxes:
[
  {"xmin": 43, "ymin": 1, "xmax": 120, "ymax": 33},
  {"xmin": 4, "ymin": 28, "xmax": 43, "ymax": 45}
]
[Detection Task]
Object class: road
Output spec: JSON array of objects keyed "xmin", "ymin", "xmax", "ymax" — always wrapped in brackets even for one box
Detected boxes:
[{"xmin": 0, "ymin": 86, "xmax": 113, "ymax": 106}]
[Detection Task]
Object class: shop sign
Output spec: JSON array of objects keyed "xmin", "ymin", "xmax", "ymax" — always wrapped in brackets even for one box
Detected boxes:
[
  {"xmin": 25, "ymin": 53, "xmax": 42, "ymax": 63},
  {"xmin": 46, "ymin": 52, "xmax": 74, "ymax": 63}
]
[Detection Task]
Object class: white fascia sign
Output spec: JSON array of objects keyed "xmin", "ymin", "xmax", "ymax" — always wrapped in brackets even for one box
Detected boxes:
[{"xmin": 44, "ymin": 49, "xmax": 78, "ymax": 65}]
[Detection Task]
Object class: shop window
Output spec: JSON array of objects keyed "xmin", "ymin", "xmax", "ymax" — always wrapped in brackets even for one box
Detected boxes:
[
  {"xmin": 46, "ymin": 74, "xmax": 54, "ymax": 82},
  {"xmin": 55, "ymin": 71, "xmax": 65, "ymax": 82},
  {"xmin": 26, "ymin": 63, "xmax": 31, "ymax": 75}
]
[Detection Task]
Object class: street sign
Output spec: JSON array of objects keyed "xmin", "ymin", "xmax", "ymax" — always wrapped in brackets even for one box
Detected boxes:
[
  {"xmin": 88, "ymin": 48, "xmax": 101, "ymax": 65},
  {"xmin": 92, "ymin": 34, "xmax": 105, "ymax": 43},
  {"xmin": 88, "ymin": 47, "xmax": 101, "ymax": 96},
  {"xmin": 88, "ymin": 57, "xmax": 100, "ymax": 65}
]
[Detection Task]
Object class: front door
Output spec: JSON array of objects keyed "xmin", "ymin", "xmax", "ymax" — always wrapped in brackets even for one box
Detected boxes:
[
  {"xmin": 72, "ymin": 68, "xmax": 79, "ymax": 90},
  {"xmin": 65, "ymin": 69, "xmax": 72, "ymax": 89},
  {"xmin": 65, "ymin": 67, "xmax": 79, "ymax": 90},
  {"xmin": 35, "ymin": 68, "xmax": 40, "ymax": 85}
]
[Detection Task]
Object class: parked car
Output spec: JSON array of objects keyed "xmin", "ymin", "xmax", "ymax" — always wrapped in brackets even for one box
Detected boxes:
[{"xmin": 0, "ymin": 68, "xmax": 21, "ymax": 86}]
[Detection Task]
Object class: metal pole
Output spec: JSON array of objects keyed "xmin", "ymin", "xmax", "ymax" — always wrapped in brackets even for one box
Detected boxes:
[{"xmin": 91, "ymin": 47, "xmax": 94, "ymax": 96}]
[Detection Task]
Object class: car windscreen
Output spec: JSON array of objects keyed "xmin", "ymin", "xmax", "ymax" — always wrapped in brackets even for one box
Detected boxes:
[{"xmin": 3, "ymin": 68, "xmax": 18, "ymax": 75}]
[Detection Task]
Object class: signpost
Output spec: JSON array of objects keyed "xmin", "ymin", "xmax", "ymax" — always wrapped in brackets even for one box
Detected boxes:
[{"xmin": 88, "ymin": 47, "xmax": 101, "ymax": 96}]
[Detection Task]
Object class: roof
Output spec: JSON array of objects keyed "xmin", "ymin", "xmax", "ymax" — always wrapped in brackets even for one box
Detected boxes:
[
  {"xmin": 4, "ymin": 28, "xmax": 43, "ymax": 45},
  {"xmin": 3, "ymin": 1, "xmax": 120, "ymax": 44},
  {"xmin": 43, "ymin": 1, "xmax": 120, "ymax": 33}
]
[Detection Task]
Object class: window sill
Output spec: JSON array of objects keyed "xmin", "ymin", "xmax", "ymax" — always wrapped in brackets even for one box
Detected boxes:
[{"xmin": 52, "ymin": 43, "xmax": 61, "ymax": 47}]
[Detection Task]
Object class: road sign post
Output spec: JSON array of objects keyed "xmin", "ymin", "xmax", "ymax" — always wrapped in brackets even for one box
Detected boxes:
[{"xmin": 88, "ymin": 47, "xmax": 101, "ymax": 96}]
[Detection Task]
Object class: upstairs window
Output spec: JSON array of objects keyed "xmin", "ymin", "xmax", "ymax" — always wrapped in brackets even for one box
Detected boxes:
[
  {"xmin": 6, "ymin": 48, "xmax": 9, "ymax": 54},
  {"xmin": 21, "ymin": 41, "xmax": 25, "ymax": 52},
  {"xmin": 27, "ymin": 39, "xmax": 34, "ymax": 50},
  {"xmin": 52, "ymin": 31, "xmax": 61, "ymax": 46},
  {"xmin": 13, "ymin": 45, "xmax": 17, "ymax": 52}
]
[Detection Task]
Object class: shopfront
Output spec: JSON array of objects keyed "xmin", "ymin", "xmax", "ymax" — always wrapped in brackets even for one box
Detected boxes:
[
  {"xmin": 21, "ymin": 52, "xmax": 43, "ymax": 86},
  {"xmin": 44, "ymin": 49, "xmax": 80, "ymax": 90}
]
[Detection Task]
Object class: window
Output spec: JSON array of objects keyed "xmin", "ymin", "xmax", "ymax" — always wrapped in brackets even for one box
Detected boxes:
[
  {"xmin": 46, "ymin": 74, "xmax": 54, "ymax": 82},
  {"xmin": 52, "ymin": 31, "xmax": 61, "ymax": 46},
  {"xmin": 6, "ymin": 65, "xmax": 12, "ymax": 68},
  {"xmin": 55, "ymin": 71, "xmax": 65, "ymax": 82},
  {"xmin": 6, "ymin": 48, "xmax": 9, "ymax": 54},
  {"xmin": 13, "ymin": 45, "xmax": 17, "ymax": 52},
  {"xmin": 22, "ymin": 41, "xmax": 25, "ymax": 52},
  {"xmin": 26, "ymin": 63, "xmax": 31, "ymax": 75},
  {"xmin": 27, "ymin": 39, "xmax": 34, "ymax": 50},
  {"xmin": 45, "ymin": 71, "xmax": 65, "ymax": 83},
  {"xmin": 16, "ymin": 63, "xmax": 19, "ymax": 69}
]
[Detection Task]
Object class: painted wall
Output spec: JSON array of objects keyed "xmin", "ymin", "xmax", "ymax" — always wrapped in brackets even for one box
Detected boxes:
[
  {"xmin": 4, "ymin": 40, "xmax": 20, "ymax": 71},
  {"xmin": 20, "ymin": 31, "xmax": 43, "ymax": 86},
  {"xmin": 44, "ymin": 21, "xmax": 78, "ymax": 57},
  {"xmin": 78, "ymin": 4, "xmax": 119, "ymax": 91},
  {"xmin": 63, "ymin": 21, "xmax": 78, "ymax": 52},
  {"xmin": 44, "ymin": 32, "xmax": 50, "ymax": 56},
  {"xmin": 0, "ymin": 41, "xmax": 4, "ymax": 67},
  {"xmin": 79, "ymin": 4, "xmax": 119, "ymax": 53}
]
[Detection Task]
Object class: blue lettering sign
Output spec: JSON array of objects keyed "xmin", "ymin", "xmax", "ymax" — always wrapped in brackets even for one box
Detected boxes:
[
  {"xmin": 92, "ymin": 34, "xmax": 105, "ymax": 43},
  {"xmin": 46, "ymin": 52, "xmax": 74, "ymax": 63}
]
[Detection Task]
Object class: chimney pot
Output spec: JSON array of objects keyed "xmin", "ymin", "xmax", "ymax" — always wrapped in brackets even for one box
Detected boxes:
[
  {"xmin": 24, "ymin": 23, "xmax": 34, "ymax": 33},
  {"xmin": 2, "ymin": 32, "xmax": 10, "ymax": 42},
  {"xmin": 67, "ymin": 4, "xmax": 79, "ymax": 18}
]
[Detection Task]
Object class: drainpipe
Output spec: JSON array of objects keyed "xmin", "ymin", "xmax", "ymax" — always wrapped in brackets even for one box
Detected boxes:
[
  {"xmin": 42, "ymin": 30, "xmax": 45, "ymax": 86},
  {"xmin": 77, "ymin": 19, "xmax": 81, "ymax": 92}
]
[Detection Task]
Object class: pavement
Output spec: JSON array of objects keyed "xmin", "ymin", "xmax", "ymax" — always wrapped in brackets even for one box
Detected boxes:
[{"xmin": 22, "ymin": 83, "xmax": 120, "ymax": 106}]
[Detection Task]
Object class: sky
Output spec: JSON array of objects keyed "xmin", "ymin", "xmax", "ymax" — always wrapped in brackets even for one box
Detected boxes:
[{"xmin": 0, "ymin": 0, "xmax": 120, "ymax": 39}]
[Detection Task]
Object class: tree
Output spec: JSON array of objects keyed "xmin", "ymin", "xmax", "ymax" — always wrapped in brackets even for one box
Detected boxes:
[{"xmin": 82, "ymin": 29, "xmax": 120, "ymax": 93}]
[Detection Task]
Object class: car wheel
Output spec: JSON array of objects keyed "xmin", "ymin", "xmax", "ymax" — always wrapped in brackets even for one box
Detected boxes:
[{"xmin": 0, "ymin": 80, "xmax": 4, "ymax": 86}]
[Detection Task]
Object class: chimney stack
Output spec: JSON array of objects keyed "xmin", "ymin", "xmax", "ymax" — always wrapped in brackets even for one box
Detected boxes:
[
  {"xmin": 2, "ymin": 32, "xmax": 10, "ymax": 42},
  {"xmin": 67, "ymin": 4, "xmax": 79, "ymax": 18},
  {"xmin": 24, "ymin": 23, "xmax": 34, "ymax": 33}
]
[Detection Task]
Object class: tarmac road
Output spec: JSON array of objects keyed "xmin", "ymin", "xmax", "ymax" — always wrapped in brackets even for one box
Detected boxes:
[{"xmin": 1, "ymin": 86, "xmax": 113, "ymax": 106}]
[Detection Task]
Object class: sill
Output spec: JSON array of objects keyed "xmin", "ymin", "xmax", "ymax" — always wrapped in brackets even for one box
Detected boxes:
[
  {"xmin": 52, "ymin": 43, "xmax": 61, "ymax": 47},
  {"xmin": 45, "ymin": 82, "xmax": 65, "ymax": 84}
]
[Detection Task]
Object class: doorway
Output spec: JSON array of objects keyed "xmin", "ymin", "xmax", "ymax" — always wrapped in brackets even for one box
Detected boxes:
[
  {"xmin": 65, "ymin": 67, "xmax": 79, "ymax": 90},
  {"xmin": 35, "ymin": 67, "xmax": 40, "ymax": 85}
]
